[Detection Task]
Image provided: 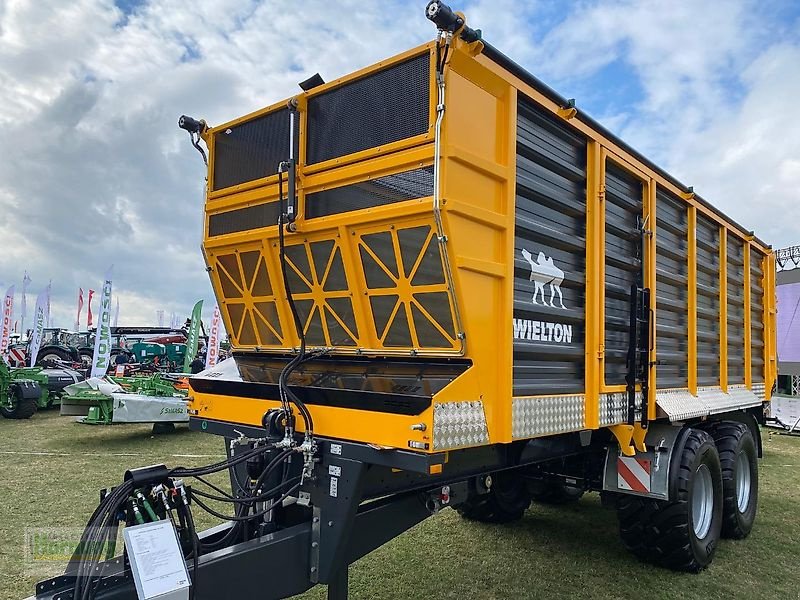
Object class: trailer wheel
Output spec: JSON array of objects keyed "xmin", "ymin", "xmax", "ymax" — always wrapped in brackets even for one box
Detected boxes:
[
  {"xmin": 37, "ymin": 348, "xmax": 70, "ymax": 365},
  {"xmin": 79, "ymin": 351, "xmax": 93, "ymax": 367},
  {"xmin": 1, "ymin": 385, "xmax": 37, "ymax": 419},
  {"xmin": 704, "ymin": 421, "xmax": 758, "ymax": 539},
  {"xmin": 617, "ymin": 428, "xmax": 722, "ymax": 572},
  {"xmin": 458, "ymin": 471, "xmax": 531, "ymax": 523},
  {"xmin": 529, "ymin": 477, "xmax": 585, "ymax": 505}
]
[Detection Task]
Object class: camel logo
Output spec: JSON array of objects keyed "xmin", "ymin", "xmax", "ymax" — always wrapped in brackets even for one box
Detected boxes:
[{"xmin": 521, "ymin": 249, "xmax": 566, "ymax": 309}]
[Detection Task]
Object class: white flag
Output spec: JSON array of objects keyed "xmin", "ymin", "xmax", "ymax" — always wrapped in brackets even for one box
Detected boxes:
[
  {"xmin": 1, "ymin": 285, "xmax": 14, "ymax": 361},
  {"xmin": 45, "ymin": 280, "xmax": 52, "ymax": 327},
  {"xmin": 28, "ymin": 289, "xmax": 48, "ymax": 367},
  {"xmin": 205, "ymin": 305, "xmax": 222, "ymax": 369},
  {"xmin": 156, "ymin": 310, "xmax": 164, "ymax": 328},
  {"xmin": 113, "ymin": 297, "xmax": 120, "ymax": 328},
  {"xmin": 20, "ymin": 271, "xmax": 31, "ymax": 335},
  {"xmin": 90, "ymin": 267, "xmax": 114, "ymax": 378}
]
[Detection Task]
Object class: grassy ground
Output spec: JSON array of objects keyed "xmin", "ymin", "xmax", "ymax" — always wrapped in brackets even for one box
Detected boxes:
[{"xmin": 1, "ymin": 412, "xmax": 799, "ymax": 600}]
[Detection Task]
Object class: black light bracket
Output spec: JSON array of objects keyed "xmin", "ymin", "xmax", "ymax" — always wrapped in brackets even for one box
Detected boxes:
[
  {"xmin": 425, "ymin": 1, "xmax": 481, "ymax": 43},
  {"xmin": 178, "ymin": 114, "xmax": 209, "ymax": 167}
]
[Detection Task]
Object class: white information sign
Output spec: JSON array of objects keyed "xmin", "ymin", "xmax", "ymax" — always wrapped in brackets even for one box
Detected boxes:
[{"xmin": 123, "ymin": 520, "xmax": 190, "ymax": 600}]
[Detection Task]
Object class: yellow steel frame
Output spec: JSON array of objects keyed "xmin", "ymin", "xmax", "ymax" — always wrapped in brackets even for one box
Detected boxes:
[{"xmin": 719, "ymin": 228, "xmax": 728, "ymax": 392}]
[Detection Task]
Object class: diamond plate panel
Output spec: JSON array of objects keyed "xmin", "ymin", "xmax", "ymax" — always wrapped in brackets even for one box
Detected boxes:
[
  {"xmin": 656, "ymin": 389, "xmax": 707, "ymax": 421},
  {"xmin": 752, "ymin": 382, "xmax": 766, "ymax": 400},
  {"xmin": 512, "ymin": 395, "xmax": 585, "ymax": 439},
  {"xmin": 705, "ymin": 385, "xmax": 761, "ymax": 413},
  {"xmin": 598, "ymin": 392, "xmax": 642, "ymax": 427},
  {"xmin": 657, "ymin": 386, "xmax": 764, "ymax": 421},
  {"xmin": 432, "ymin": 401, "xmax": 489, "ymax": 450}
]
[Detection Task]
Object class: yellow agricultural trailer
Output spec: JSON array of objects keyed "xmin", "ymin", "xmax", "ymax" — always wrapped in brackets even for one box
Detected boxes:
[{"xmin": 40, "ymin": 3, "xmax": 776, "ymax": 599}]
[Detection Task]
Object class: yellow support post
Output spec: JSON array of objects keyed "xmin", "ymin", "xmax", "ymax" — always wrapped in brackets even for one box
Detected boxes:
[
  {"xmin": 686, "ymin": 204, "xmax": 698, "ymax": 395},
  {"xmin": 719, "ymin": 228, "xmax": 728, "ymax": 392},
  {"xmin": 765, "ymin": 252, "xmax": 778, "ymax": 398},
  {"xmin": 584, "ymin": 141, "xmax": 603, "ymax": 429},
  {"xmin": 744, "ymin": 242, "xmax": 752, "ymax": 389},
  {"xmin": 646, "ymin": 180, "xmax": 657, "ymax": 421}
]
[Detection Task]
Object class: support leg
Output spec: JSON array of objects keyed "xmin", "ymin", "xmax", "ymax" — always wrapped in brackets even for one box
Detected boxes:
[{"xmin": 327, "ymin": 566, "xmax": 348, "ymax": 600}]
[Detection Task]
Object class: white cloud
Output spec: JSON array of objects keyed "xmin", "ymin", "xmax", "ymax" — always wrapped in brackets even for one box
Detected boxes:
[{"xmin": 0, "ymin": 0, "xmax": 797, "ymax": 334}]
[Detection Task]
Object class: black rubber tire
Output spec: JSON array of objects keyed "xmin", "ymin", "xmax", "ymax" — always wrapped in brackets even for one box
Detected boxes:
[
  {"xmin": 458, "ymin": 471, "xmax": 531, "ymax": 523},
  {"xmin": 79, "ymin": 351, "xmax": 93, "ymax": 367},
  {"xmin": 0, "ymin": 386, "xmax": 38, "ymax": 419},
  {"xmin": 617, "ymin": 428, "xmax": 723, "ymax": 572},
  {"xmin": 529, "ymin": 476, "xmax": 585, "ymax": 504},
  {"xmin": 37, "ymin": 347, "xmax": 71, "ymax": 366},
  {"xmin": 704, "ymin": 420, "xmax": 758, "ymax": 539}
]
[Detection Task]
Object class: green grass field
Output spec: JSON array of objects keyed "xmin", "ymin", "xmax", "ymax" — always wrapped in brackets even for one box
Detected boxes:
[{"xmin": 1, "ymin": 411, "xmax": 799, "ymax": 600}]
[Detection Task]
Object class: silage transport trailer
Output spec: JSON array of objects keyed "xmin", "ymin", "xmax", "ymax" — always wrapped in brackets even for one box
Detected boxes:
[{"xmin": 35, "ymin": 3, "xmax": 776, "ymax": 599}]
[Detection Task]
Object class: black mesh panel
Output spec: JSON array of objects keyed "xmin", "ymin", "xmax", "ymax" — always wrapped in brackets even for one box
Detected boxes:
[
  {"xmin": 208, "ymin": 203, "xmax": 281, "ymax": 237},
  {"xmin": 213, "ymin": 108, "xmax": 290, "ymax": 190},
  {"xmin": 305, "ymin": 167, "xmax": 434, "ymax": 219},
  {"xmin": 307, "ymin": 54, "xmax": 430, "ymax": 165}
]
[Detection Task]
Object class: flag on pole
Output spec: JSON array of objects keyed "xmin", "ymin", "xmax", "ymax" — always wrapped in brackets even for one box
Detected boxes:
[
  {"xmin": 90, "ymin": 267, "xmax": 113, "ymax": 378},
  {"xmin": 45, "ymin": 280, "xmax": 52, "ymax": 327},
  {"xmin": 1, "ymin": 285, "xmax": 15, "ymax": 361},
  {"xmin": 75, "ymin": 288, "xmax": 84, "ymax": 331},
  {"xmin": 156, "ymin": 310, "xmax": 164, "ymax": 328},
  {"xmin": 205, "ymin": 305, "xmax": 222, "ymax": 369},
  {"xmin": 20, "ymin": 271, "xmax": 31, "ymax": 335},
  {"xmin": 113, "ymin": 297, "xmax": 120, "ymax": 328},
  {"xmin": 28, "ymin": 289, "xmax": 48, "ymax": 367},
  {"xmin": 87, "ymin": 289, "xmax": 95, "ymax": 328},
  {"xmin": 183, "ymin": 300, "xmax": 204, "ymax": 373}
]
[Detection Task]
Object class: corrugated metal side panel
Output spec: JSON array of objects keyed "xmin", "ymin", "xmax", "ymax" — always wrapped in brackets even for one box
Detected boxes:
[
  {"xmin": 513, "ymin": 97, "xmax": 586, "ymax": 396},
  {"xmin": 604, "ymin": 163, "xmax": 643, "ymax": 386},
  {"xmin": 655, "ymin": 189, "xmax": 688, "ymax": 388},
  {"xmin": 751, "ymin": 247, "xmax": 765, "ymax": 383},
  {"xmin": 727, "ymin": 235, "xmax": 746, "ymax": 383},
  {"xmin": 696, "ymin": 214, "xmax": 720, "ymax": 386}
]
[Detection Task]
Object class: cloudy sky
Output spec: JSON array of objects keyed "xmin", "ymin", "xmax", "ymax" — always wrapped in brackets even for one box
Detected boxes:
[{"xmin": 0, "ymin": 0, "xmax": 798, "ymax": 331}]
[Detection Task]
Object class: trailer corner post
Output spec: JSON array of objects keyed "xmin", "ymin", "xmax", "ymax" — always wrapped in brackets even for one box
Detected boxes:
[
  {"xmin": 584, "ymin": 140, "xmax": 604, "ymax": 429},
  {"xmin": 719, "ymin": 227, "xmax": 728, "ymax": 393},
  {"xmin": 743, "ymin": 241, "xmax": 752, "ymax": 389}
]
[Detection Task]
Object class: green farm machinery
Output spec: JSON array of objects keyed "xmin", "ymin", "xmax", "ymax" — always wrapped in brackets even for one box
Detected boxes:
[
  {"xmin": 0, "ymin": 359, "xmax": 84, "ymax": 419},
  {"xmin": 60, "ymin": 373, "xmax": 189, "ymax": 425}
]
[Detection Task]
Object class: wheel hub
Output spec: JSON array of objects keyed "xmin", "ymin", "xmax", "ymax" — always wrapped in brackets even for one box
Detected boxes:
[
  {"xmin": 691, "ymin": 463, "xmax": 714, "ymax": 539},
  {"xmin": 735, "ymin": 451, "xmax": 751, "ymax": 513}
]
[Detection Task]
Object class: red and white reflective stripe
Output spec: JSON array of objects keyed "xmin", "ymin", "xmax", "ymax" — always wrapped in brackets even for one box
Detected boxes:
[
  {"xmin": 9, "ymin": 348, "xmax": 25, "ymax": 364},
  {"xmin": 617, "ymin": 456, "xmax": 652, "ymax": 493}
]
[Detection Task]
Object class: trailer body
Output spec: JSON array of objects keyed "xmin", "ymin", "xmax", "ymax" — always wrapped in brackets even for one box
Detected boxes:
[{"xmin": 193, "ymin": 39, "xmax": 776, "ymax": 455}]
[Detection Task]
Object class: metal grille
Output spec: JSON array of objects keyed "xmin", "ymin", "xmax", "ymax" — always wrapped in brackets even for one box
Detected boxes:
[
  {"xmin": 306, "ymin": 54, "xmax": 430, "ymax": 165},
  {"xmin": 696, "ymin": 214, "xmax": 720, "ymax": 386},
  {"xmin": 305, "ymin": 167, "xmax": 434, "ymax": 219},
  {"xmin": 751, "ymin": 247, "xmax": 765, "ymax": 383},
  {"xmin": 213, "ymin": 108, "xmax": 289, "ymax": 191},
  {"xmin": 513, "ymin": 96, "xmax": 587, "ymax": 396},
  {"xmin": 213, "ymin": 250, "xmax": 282, "ymax": 347},
  {"xmin": 727, "ymin": 234, "xmax": 746, "ymax": 383},
  {"xmin": 655, "ymin": 189, "xmax": 689, "ymax": 388},
  {"xmin": 358, "ymin": 224, "xmax": 457, "ymax": 349},
  {"xmin": 208, "ymin": 202, "xmax": 281, "ymax": 237},
  {"xmin": 604, "ymin": 163, "xmax": 643, "ymax": 385}
]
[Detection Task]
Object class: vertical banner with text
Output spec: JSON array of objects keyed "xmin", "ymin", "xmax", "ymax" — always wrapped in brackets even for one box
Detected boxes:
[
  {"xmin": 205, "ymin": 305, "xmax": 221, "ymax": 370},
  {"xmin": 182, "ymin": 300, "xmax": 204, "ymax": 373},
  {"xmin": 90, "ymin": 268, "xmax": 113, "ymax": 378},
  {"xmin": 28, "ymin": 290, "xmax": 48, "ymax": 367},
  {"xmin": 1, "ymin": 285, "xmax": 15, "ymax": 361}
]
